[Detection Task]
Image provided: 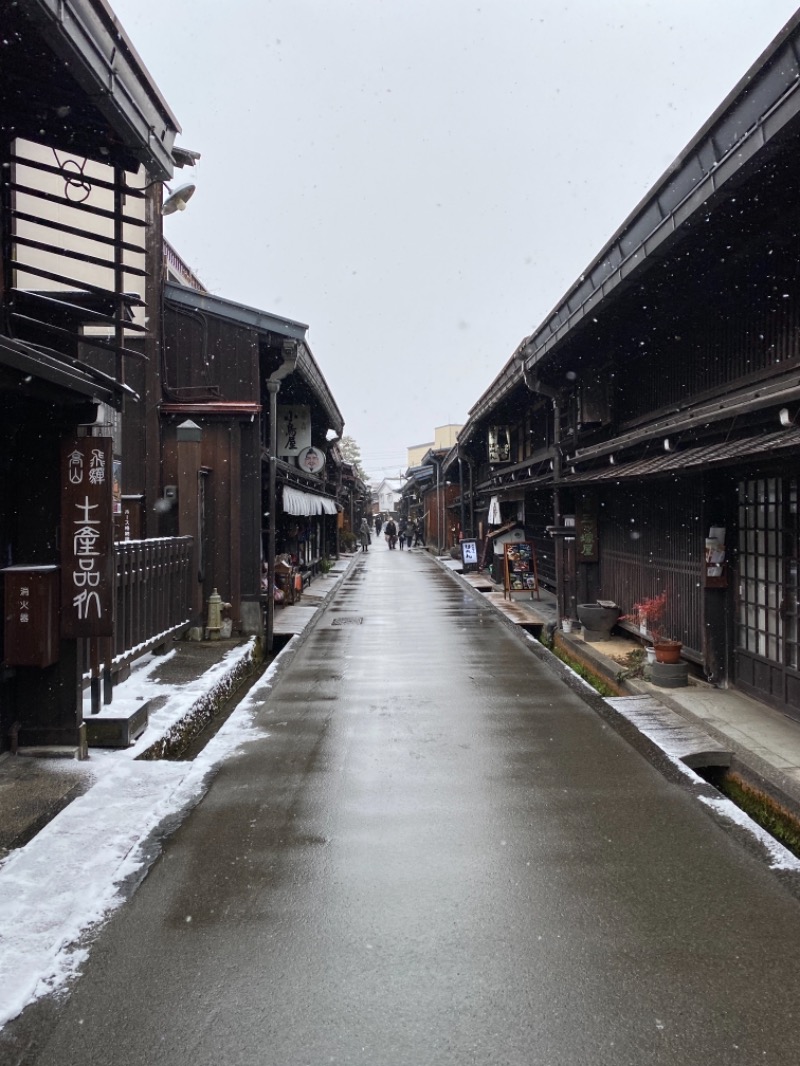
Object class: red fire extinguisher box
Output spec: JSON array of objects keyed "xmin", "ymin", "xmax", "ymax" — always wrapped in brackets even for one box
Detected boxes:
[{"xmin": 2, "ymin": 565, "xmax": 60, "ymax": 668}]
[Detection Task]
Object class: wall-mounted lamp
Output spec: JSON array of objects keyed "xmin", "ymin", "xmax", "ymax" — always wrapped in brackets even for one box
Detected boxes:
[
  {"xmin": 663, "ymin": 437, "xmax": 674, "ymax": 451},
  {"xmin": 163, "ymin": 181, "xmax": 197, "ymax": 215},
  {"xmin": 609, "ymin": 455, "xmax": 616, "ymax": 466},
  {"xmin": 779, "ymin": 407, "xmax": 796, "ymax": 428}
]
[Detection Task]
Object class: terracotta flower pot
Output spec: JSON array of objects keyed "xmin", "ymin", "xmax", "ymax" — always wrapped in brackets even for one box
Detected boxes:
[{"xmin": 655, "ymin": 640, "xmax": 682, "ymax": 664}]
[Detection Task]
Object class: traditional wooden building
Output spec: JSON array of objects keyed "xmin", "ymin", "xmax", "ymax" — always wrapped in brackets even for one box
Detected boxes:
[
  {"xmin": 401, "ymin": 449, "xmax": 460, "ymax": 553},
  {"xmin": 449, "ymin": 10, "xmax": 800, "ymax": 718},
  {"xmin": 162, "ymin": 283, "xmax": 345, "ymax": 635},
  {"xmin": 444, "ymin": 357, "xmax": 557, "ymax": 587},
  {"xmin": 0, "ymin": 0, "xmax": 185, "ymax": 750}
]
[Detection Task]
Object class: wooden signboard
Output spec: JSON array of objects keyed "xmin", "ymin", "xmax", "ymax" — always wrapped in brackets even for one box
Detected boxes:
[
  {"xmin": 503, "ymin": 541, "xmax": 540, "ymax": 601},
  {"xmin": 61, "ymin": 437, "xmax": 114, "ymax": 637},
  {"xmin": 575, "ymin": 495, "xmax": 598, "ymax": 563}
]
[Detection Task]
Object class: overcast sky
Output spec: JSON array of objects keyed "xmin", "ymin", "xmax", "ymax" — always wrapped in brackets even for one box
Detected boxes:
[{"xmin": 113, "ymin": 0, "xmax": 799, "ymax": 480}]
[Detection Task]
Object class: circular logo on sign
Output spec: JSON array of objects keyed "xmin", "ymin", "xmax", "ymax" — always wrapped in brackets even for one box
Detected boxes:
[{"xmin": 298, "ymin": 446, "xmax": 325, "ymax": 473}]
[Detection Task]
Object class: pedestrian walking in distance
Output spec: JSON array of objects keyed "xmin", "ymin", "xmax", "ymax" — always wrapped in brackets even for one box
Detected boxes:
[
  {"xmin": 384, "ymin": 517, "xmax": 397, "ymax": 549},
  {"xmin": 397, "ymin": 519, "xmax": 407, "ymax": 550},
  {"xmin": 374, "ymin": 515, "xmax": 382, "ymax": 537},
  {"xmin": 359, "ymin": 517, "xmax": 372, "ymax": 552}
]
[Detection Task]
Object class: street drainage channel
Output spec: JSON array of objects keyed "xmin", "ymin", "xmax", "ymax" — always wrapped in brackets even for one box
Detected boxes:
[
  {"xmin": 159, "ymin": 658, "xmax": 270, "ymax": 763},
  {"xmin": 692, "ymin": 762, "xmax": 800, "ymax": 860}
]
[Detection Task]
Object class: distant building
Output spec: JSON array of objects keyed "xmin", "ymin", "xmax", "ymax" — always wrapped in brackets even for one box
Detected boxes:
[
  {"xmin": 373, "ymin": 478, "xmax": 402, "ymax": 516},
  {"xmin": 407, "ymin": 424, "xmax": 463, "ymax": 469}
]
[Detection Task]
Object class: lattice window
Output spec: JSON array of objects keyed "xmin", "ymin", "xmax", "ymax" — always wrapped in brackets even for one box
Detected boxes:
[{"xmin": 738, "ymin": 477, "xmax": 784, "ymax": 662}]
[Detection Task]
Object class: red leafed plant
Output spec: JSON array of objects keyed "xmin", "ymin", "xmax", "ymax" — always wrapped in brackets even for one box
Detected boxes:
[{"xmin": 621, "ymin": 590, "xmax": 668, "ymax": 643}]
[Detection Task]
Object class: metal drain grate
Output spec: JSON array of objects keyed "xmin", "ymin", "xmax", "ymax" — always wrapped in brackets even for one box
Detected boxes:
[{"xmin": 330, "ymin": 616, "xmax": 363, "ymax": 626}]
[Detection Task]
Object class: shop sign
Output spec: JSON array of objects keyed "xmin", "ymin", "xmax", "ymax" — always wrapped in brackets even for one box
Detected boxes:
[
  {"xmin": 576, "ymin": 494, "xmax": 598, "ymax": 562},
  {"xmin": 488, "ymin": 426, "xmax": 511, "ymax": 463},
  {"xmin": 61, "ymin": 437, "xmax": 114, "ymax": 637},
  {"xmin": 277, "ymin": 405, "xmax": 311, "ymax": 456},
  {"xmin": 461, "ymin": 539, "xmax": 479, "ymax": 572},
  {"xmin": 297, "ymin": 446, "xmax": 326, "ymax": 474}
]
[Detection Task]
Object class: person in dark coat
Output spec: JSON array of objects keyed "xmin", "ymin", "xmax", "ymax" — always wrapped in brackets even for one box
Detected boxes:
[{"xmin": 384, "ymin": 518, "xmax": 397, "ymax": 549}]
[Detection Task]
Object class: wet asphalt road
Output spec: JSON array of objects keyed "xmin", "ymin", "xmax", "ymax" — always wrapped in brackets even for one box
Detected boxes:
[{"xmin": 8, "ymin": 541, "xmax": 800, "ymax": 1064}]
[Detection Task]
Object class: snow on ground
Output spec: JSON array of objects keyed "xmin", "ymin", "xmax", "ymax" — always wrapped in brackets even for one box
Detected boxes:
[{"xmin": 0, "ymin": 639, "xmax": 295, "ymax": 1030}]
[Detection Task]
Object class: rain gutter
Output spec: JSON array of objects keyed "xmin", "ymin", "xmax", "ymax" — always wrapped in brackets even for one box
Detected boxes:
[
  {"xmin": 26, "ymin": 0, "xmax": 181, "ymax": 180},
  {"xmin": 165, "ymin": 283, "xmax": 308, "ymax": 341}
]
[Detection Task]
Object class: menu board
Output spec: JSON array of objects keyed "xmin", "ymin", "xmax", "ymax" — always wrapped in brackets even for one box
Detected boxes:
[{"xmin": 503, "ymin": 541, "xmax": 540, "ymax": 600}]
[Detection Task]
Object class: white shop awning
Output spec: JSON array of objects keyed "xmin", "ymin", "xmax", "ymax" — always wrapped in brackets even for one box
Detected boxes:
[{"xmin": 282, "ymin": 486, "xmax": 339, "ymax": 516}]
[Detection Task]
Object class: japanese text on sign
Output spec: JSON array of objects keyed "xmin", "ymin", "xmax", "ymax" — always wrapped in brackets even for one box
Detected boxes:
[
  {"xmin": 575, "ymin": 505, "xmax": 598, "ymax": 562},
  {"xmin": 277, "ymin": 405, "xmax": 311, "ymax": 456},
  {"xmin": 61, "ymin": 438, "xmax": 114, "ymax": 637}
]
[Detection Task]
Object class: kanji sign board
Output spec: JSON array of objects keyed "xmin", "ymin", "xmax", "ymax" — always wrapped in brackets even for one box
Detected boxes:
[{"xmin": 61, "ymin": 437, "xmax": 114, "ymax": 637}]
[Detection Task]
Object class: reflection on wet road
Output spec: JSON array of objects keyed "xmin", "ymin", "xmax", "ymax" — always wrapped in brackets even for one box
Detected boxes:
[{"xmin": 11, "ymin": 547, "xmax": 800, "ymax": 1065}]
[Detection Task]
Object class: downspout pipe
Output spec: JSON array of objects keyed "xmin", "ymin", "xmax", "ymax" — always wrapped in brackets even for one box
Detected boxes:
[
  {"xmin": 266, "ymin": 340, "xmax": 299, "ymax": 653},
  {"xmin": 522, "ymin": 362, "xmax": 565, "ymax": 613},
  {"xmin": 458, "ymin": 456, "xmax": 466, "ymax": 541},
  {"xmin": 521, "ymin": 364, "xmax": 562, "ymax": 478}
]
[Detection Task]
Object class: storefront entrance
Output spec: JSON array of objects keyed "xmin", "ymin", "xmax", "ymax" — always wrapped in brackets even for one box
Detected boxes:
[{"xmin": 736, "ymin": 477, "xmax": 800, "ymax": 718}]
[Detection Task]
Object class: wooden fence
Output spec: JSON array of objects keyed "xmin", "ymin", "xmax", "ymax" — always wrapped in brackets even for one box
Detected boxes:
[{"xmin": 114, "ymin": 536, "xmax": 193, "ymax": 662}]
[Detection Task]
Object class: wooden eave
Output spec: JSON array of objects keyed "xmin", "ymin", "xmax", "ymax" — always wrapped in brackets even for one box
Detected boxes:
[
  {"xmin": 6, "ymin": 0, "xmax": 180, "ymax": 179},
  {"xmin": 520, "ymin": 9, "xmax": 800, "ymax": 379}
]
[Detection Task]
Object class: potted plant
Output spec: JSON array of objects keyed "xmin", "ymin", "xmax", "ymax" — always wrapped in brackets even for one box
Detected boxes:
[{"xmin": 622, "ymin": 590, "xmax": 682, "ymax": 663}]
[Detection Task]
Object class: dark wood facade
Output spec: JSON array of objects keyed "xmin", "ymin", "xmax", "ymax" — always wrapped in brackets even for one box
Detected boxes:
[
  {"xmin": 0, "ymin": 1, "xmax": 181, "ymax": 750},
  {"xmin": 163, "ymin": 284, "xmax": 346, "ymax": 636},
  {"xmin": 449, "ymin": 10, "xmax": 800, "ymax": 719}
]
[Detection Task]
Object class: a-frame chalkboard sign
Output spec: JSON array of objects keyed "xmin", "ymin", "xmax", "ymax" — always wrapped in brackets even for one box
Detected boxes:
[{"xmin": 503, "ymin": 541, "xmax": 540, "ymax": 601}]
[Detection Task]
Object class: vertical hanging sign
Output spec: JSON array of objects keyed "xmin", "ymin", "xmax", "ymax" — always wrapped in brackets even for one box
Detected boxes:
[
  {"xmin": 575, "ymin": 493, "xmax": 598, "ymax": 563},
  {"xmin": 277, "ymin": 405, "xmax": 311, "ymax": 456},
  {"xmin": 61, "ymin": 437, "xmax": 114, "ymax": 637}
]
